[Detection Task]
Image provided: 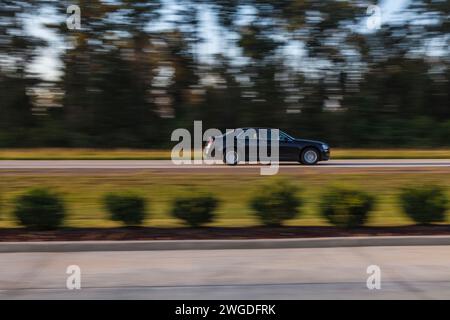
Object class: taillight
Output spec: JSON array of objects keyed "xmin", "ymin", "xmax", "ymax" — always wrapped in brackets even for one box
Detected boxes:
[{"xmin": 204, "ymin": 137, "xmax": 214, "ymax": 149}]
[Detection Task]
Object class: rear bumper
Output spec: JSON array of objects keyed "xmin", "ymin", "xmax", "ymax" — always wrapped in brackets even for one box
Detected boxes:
[{"xmin": 203, "ymin": 145, "xmax": 214, "ymax": 159}]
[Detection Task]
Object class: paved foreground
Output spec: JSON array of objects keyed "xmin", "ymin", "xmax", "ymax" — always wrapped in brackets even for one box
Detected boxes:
[{"xmin": 1, "ymin": 245, "xmax": 450, "ymax": 299}]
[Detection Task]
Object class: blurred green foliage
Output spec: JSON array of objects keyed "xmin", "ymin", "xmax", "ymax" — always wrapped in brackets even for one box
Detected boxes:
[
  {"xmin": 399, "ymin": 185, "xmax": 448, "ymax": 225},
  {"xmin": 0, "ymin": 173, "xmax": 448, "ymax": 228},
  {"xmin": 171, "ymin": 192, "xmax": 219, "ymax": 227},
  {"xmin": 103, "ymin": 192, "xmax": 148, "ymax": 226},
  {"xmin": 319, "ymin": 186, "xmax": 375, "ymax": 228},
  {"xmin": 14, "ymin": 188, "xmax": 66, "ymax": 229},
  {"xmin": 250, "ymin": 178, "xmax": 302, "ymax": 226},
  {"xmin": 0, "ymin": 1, "xmax": 449, "ymax": 148}
]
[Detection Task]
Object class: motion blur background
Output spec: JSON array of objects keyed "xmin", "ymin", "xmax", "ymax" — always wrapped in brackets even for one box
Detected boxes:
[
  {"xmin": 1, "ymin": 0, "xmax": 449, "ymax": 149},
  {"xmin": 2, "ymin": 1, "xmax": 450, "ymax": 301}
]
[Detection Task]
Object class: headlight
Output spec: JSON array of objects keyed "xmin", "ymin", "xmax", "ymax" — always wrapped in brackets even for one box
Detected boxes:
[{"xmin": 322, "ymin": 144, "xmax": 329, "ymax": 150}]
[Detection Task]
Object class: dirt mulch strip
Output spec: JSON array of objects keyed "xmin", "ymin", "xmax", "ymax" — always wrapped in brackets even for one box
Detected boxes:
[{"xmin": 2, "ymin": 226, "xmax": 450, "ymax": 242}]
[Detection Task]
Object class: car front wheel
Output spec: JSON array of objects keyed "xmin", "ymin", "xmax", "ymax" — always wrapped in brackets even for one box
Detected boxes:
[{"xmin": 300, "ymin": 148, "xmax": 319, "ymax": 165}]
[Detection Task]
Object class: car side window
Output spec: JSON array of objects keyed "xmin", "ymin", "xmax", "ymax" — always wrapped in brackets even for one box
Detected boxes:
[
  {"xmin": 260, "ymin": 129, "xmax": 289, "ymax": 141},
  {"xmin": 278, "ymin": 131, "xmax": 291, "ymax": 141},
  {"xmin": 236, "ymin": 129, "xmax": 291, "ymax": 141},
  {"xmin": 236, "ymin": 129, "xmax": 258, "ymax": 140}
]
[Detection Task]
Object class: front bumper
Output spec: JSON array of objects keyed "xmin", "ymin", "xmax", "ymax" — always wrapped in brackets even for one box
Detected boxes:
[{"xmin": 321, "ymin": 149, "xmax": 330, "ymax": 161}]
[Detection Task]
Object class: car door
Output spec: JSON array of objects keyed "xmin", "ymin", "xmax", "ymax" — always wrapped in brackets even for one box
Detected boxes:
[
  {"xmin": 264, "ymin": 130, "xmax": 294, "ymax": 161},
  {"xmin": 236, "ymin": 129, "xmax": 259, "ymax": 162},
  {"xmin": 277, "ymin": 131, "xmax": 299, "ymax": 161}
]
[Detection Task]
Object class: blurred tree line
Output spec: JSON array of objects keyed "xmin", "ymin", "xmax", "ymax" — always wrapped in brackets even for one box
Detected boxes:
[{"xmin": 0, "ymin": 0, "xmax": 449, "ymax": 148}]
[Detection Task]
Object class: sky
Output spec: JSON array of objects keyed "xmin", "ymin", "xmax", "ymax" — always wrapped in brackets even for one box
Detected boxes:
[{"xmin": 26, "ymin": 0, "xmax": 411, "ymax": 81}]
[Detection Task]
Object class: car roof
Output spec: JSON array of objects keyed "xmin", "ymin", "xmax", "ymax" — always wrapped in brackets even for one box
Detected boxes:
[{"xmin": 238, "ymin": 127, "xmax": 277, "ymax": 131}]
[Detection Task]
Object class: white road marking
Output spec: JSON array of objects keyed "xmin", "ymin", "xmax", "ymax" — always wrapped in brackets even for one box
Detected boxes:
[{"xmin": 0, "ymin": 159, "xmax": 450, "ymax": 169}]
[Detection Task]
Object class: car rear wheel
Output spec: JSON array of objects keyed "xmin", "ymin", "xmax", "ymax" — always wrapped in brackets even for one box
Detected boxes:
[
  {"xmin": 224, "ymin": 150, "xmax": 239, "ymax": 165},
  {"xmin": 300, "ymin": 148, "xmax": 319, "ymax": 165}
]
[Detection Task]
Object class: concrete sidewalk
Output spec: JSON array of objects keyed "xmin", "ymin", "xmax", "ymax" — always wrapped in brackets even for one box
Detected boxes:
[
  {"xmin": 2, "ymin": 235, "xmax": 450, "ymax": 253},
  {"xmin": 2, "ymin": 245, "xmax": 450, "ymax": 299}
]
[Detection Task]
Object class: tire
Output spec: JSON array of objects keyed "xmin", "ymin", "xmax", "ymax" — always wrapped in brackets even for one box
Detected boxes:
[
  {"xmin": 224, "ymin": 150, "xmax": 239, "ymax": 165},
  {"xmin": 300, "ymin": 147, "xmax": 320, "ymax": 165}
]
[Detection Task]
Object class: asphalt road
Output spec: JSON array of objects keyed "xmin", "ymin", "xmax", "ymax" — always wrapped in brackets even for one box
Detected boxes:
[
  {"xmin": 1, "ymin": 245, "xmax": 450, "ymax": 299},
  {"xmin": 1, "ymin": 159, "xmax": 450, "ymax": 173}
]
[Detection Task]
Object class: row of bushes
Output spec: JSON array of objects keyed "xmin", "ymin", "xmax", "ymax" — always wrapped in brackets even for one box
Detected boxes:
[
  {"xmin": 10, "ymin": 189, "xmax": 220, "ymax": 230},
  {"xmin": 251, "ymin": 181, "xmax": 448, "ymax": 227},
  {"xmin": 3, "ymin": 181, "xmax": 449, "ymax": 230}
]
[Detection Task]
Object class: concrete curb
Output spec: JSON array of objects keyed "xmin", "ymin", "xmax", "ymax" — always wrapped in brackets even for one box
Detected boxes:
[{"xmin": 1, "ymin": 236, "xmax": 450, "ymax": 253}]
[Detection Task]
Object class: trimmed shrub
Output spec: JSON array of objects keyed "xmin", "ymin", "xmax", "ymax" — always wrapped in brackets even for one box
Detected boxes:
[
  {"xmin": 399, "ymin": 185, "xmax": 448, "ymax": 224},
  {"xmin": 250, "ymin": 179, "xmax": 302, "ymax": 227},
  {"xmin": 319, "ymin": 187, "xmax": 375, "ymax": 228},
  {"xmin": 14, "ymin": 188, "xmax": 66, "ymax": 229},
  {"xmin": 171, "ymin": 193, "xmax": 219, "ymax": 227},
  {"xmin": 103, "ymin": 193, "xmax": 147, "ymax": 226}
]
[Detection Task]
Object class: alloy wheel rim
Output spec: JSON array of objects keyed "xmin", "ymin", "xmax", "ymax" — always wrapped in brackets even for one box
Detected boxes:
[{"xmin": 304, "ymin": 150, "xmax": 318, "ymax": 164}]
